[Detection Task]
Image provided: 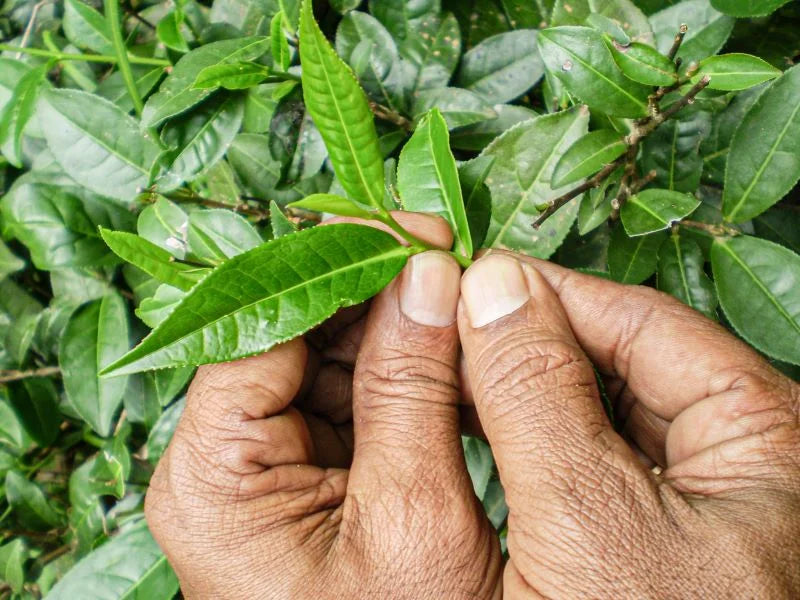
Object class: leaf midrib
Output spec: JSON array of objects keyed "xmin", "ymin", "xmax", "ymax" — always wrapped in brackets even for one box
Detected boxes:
[{"xmin": 425, "ymin": 122, "xmax": 468, "ymax": 255}]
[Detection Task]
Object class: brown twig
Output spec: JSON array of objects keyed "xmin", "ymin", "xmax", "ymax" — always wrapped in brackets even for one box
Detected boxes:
[
  {"xmin": 369, "ymin": 102, "xmax": 412, "ymax": 131},
  {"xmin": 678, "ymin": 220, "xmax": 740, "ymax": 236},
  {"xmin": 160, "ymin": 191, "xmax": 271, "ymax": 221},
  {"xmin": 667, "ymin": 23, "xmax": 688, "ymax": 61},
  {"xmin": 0, "ymin": 366, "xmax": 61, "ymax": 384}
]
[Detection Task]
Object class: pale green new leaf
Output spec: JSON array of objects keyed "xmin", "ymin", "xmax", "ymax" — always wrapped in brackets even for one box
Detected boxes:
[
  {"xmin": 39, "ymin": 89, "xmax": 161, "ymax": 203},
  {"xmin": 480, "ymin": 107, "xmax": 589, "ymax": 257},
  {"xmin": 46, "ymin": 520, "xmax": 179, "ymax": 600},
  {"xmin": 0, "ymin": 63, "xmax": 49, "ymax": 168},
  {"xmin": 99, "ymin": 229, "xmax": 204, "ymax": 292},
  {"xmin": 398, "ymin": 108, "xmax": 473, "ymax": 258},
  {"xmin": 621, "ymin": 189, "xmax": 700, "ymax": 236},
  {"xmin": 270, "ymin": 200, "xmax": 298, "ymax": 238},
  {"xmin": 657, "ymin": 234, "xmax": 718, "ymax": 319},
  {"xmin": 723, "ymin": 64, "xmax": 800, "ymax": 223},
  {"xmin": 193, "ymin": 62, "xmax": 271, "ymax": 89},
  {"xmin": 538, "ymin": 26, "xmax": 649, "ymax": 118},
  {"xmin": 299, "ymin": 0, "xmax": 385, "ymax": 209},
  {"xmin": 186, "ymin": 209, "xmax": 263, "ymax": 262},
  {"xmin": 288, "ymin": 194, "xmax": 374, "ymax": 218},
  {"xmin": 606, "ymin": 38, "xmax": 677, "ymax": 87},
  {"xmin": 552, "ymin": 129, "xmax": 626, "ymax": 188},
  {"xmin": 142, "ymin": 37, "xmax": 270, "ymax": 127},
  {"xmin": 102, "ymin": 224, "xmax": 412, "ymax": 375},
  {"xmin": 0, "ymin": 539, "xmax": 27, "ymax": 593},
  {"xmin": 712, "ymin": 235, "xmax": 800, "ymax": 364},
  {"xmin": 60, "ymin": 293, "xmax": 130, "ymax": 436},
  {"xmin": 694, "ymin": 53, "xmax": 781, "ymax": 91},
  {"xmin": 63, "ymin": 0, "xmax": 113, "ymax": 54},
  {"xmin": 157, "ymin": 10, "xmax": 189, "ymax": 53},
  {"xmin": 271, "ymin": 11, "xmax": 292, "ymax": 70}
]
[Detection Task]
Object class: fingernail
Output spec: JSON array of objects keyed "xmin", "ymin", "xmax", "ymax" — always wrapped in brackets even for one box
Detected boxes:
[
  {"xmin": 399, "ymin": 252, "xmax": 460, "ymax": 327},
  {"xmin": 462, "ymin": 255, "xmax": 530, "ymax": 328}
]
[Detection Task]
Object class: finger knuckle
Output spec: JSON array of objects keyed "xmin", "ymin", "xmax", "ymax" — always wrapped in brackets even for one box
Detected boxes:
[{"xmin": 357, "ymin": 352, "xmax": 459, "ymax": 409}]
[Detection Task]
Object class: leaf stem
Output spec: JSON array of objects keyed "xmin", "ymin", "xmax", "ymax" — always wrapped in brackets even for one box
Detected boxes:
[
  {"xmin": 0, "ymin": 44, "xmax": 171, "ymax": 67},
  {"xmin": 105, "ymin": 0, "xmax": 143, "ymax": 115},
  {"xmin": 0, "ymin": 366, "xmax": 61, "ymax": 384},
  {"xmin": 375, "ymin": 211, "xmax": 431, "ymax": 252},
  {"xmin": 678, "ymin": 219, "xmax": 741, "ymax": 237},
  {"xmin": 161, "ymin": 189, "xmax": 271, "ymax": 220}
]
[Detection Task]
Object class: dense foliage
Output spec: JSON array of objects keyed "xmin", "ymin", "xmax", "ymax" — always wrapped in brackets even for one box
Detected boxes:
[{"xmin": 0, "ymin": 0, "xmax": 799, "ymax": 596}]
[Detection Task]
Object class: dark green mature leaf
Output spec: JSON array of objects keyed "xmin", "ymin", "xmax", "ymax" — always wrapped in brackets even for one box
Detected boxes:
[
  {"xmin": 147, "ymin": 397, "xmax": 186, "ymax": 463},
  {"xmin": 7, "ymin": 378, "xmax": 60, "ymax": 446},
  {"xmin": 450, "ymin": 104, "xmax": 538, "ymax": 151},
  {"xmin": 650, "ymin": 0, "xmax": 735, "ymax": 68},
  {"xmin": 99, "ymin": 229, "xmax": 204, "ymax": 291},
  {"xmin": 553, "ymin": 0, "xmax": 654, "ymax": 44},
  {"xmin": 0, "ymin": 539, "xmax": 27, "ymax": 593},
  {"xmin": 538, "ymin": 26, "xmax": 649, "ymax": 118},
  {"xmin": 459, "ymin": 155, "xmax": 494, "ymax": 249},
  {"xmin": 142, "ymin": 37, "xmax": 270, "ymax": 127},
  {"xmin": 67, "ymin": 458, "xmax": 106, "ymax": 555},
  {"xmin": 369, "ymin": 0, "xmax": 439, "ymax": 40},
  {"xmin": 5, "ymin": 470, "xmax": 64, "ymax": 531},
  {"xmin": 621, "ymin": 189, "xmax": 700, "ymax": 236},
  {"xmin": 0, "ymin": 279, "xmax": 42, "ymax": 368},
  {"xmin": 300, "ymin": 0, "xmax": 385, "ymax": 209},
  {"xmin": 412, "ymin": 87, "xmax": 497, "ymax": 129},
  {"xmin": 552, "ymin": 129, "xmax": 626, "ymax": 188},
  {"xmin": 710, "ymin": 0, "xmax": 793, "ymax": 17},
  {"xmin": 39, "ymin": 89, "xmax": 161, "ymax": 203},
  {"xmin": 157, "ymin": 94, "xmax": 245, "ymax": 191},
  {"xmin": 607, "ymin": 225, "xmax": 665, "ymax": 284},
  {"xmin": 712, "ymin": 235, "xmax": 800, "ymax": 364},
  {"xmin": 1, "ymin": 177, "xmax": 136, "ymax": 270},
  {"xmin": 208, "ymin": 0, "xmax": 277, "ymax": 35},
  {"xmin": 722, "ymin": 64, "xmax": 800, "ymax": 223},
  {"xmin": 753, "ymin": 206, "xmax": 800, "ymax": 253},
  {"xmin": 577, "ymin": 172, "xmax": 617, "ymax": 234},
  {"xmin": 0, "ymin": 393, "xmax": 32, "ymax": 449},
  {"xmin": 642, "ymin": 111, "xmax": 712, "ymax": 193},
  {"xmin": 269, "ymin": 92, "xmax": 327, "ymax": 184},
  {"xmin": 63, "ymin": 0, "xmax": 113, "ymax": 54},
  {"xmin": 606, "ymin": 39, "xmax": 677, "ymax": 87},
  {"xmin": 103, "ymin": 224, "xmax": 412, "ymax": 375},
  {"xmin": 658, "ymin": 234, "xmax": 717, "ymax": 319},
  {"xmin": 0, "ymin": 240, "xmax": 24, "ymax": 281},
  {"xmin": 136, "ymin": 285, "xmax": 186, "ymax": 328},
  {"xmin": 398, "ymin": 108, "xmax": 472, "ymax": 257},
  {"xmin": 60, "ymin": 293, "xmax": 130, "ymax": 436},
  {"xmin": 137, "ymin": 197, "xmax": 191, "ymax": 260},
  {"xmin": 187, "ymin": 209, "xmax": 263, "ymax": 262},
  {"xmin": 96, "ymin": 66, "xmax": 164, "ymax": 114},
  {"xmin": 457, "ymin": 30, "xmax": 544, "ymax": 104},
  {"xmin": 47, "ymin": 519, "xmax": 179, "ymax": 599},
  {"xmin": 193, "ymin": 62, "xmax": 271, "ymax": 89},
  {"xmin": 480, "ymin": 107, "xmax": 589, "ymax": 256},
  {"xmin": 402, "ymin": 12, "xmax": 462, "ymax": 92},
  {"xmin": 694, "ymin": 53, "xmax": 782, "ymax": 91}
]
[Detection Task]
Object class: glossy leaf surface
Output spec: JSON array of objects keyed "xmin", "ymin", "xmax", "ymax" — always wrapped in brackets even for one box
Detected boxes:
[
  {"xmin": 658, "ymin": 234, "xmax": 718, "ymax": 319},
  {"xmin": 552, "ymin": 129, "xmax": 626, "ymax": 188},
  {"xmin": 621, "ymin": 189, "xmax": 700, "ymax": 236}
]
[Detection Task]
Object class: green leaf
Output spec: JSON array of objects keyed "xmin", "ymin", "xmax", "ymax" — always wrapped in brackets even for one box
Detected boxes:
[
  {"xmin": 299, "ymin": 0, "xmax": 385, "ymax": 209},
  {"xmin": 0, "ymin": 63, "xmax": 49, "ymax": 168},
  {"xmin": 270, "ymin": 200, "xmax": 298, "ymax": 238},
  {"xmin": 147, "ymin": 397, "xmax": 186, "ymax": 463},
  {"xmin": 46, "ymin": 520, "xmax": 179, "ymax": 599},
  {"xmin": 607, "ymin": 225, "xmax": 665, "ymax": 284},
  {"xmin": 91, "ymin": 426, "xmax": 132, "ymax": 499},
  {"xmin": 157, "ymin": 94, "xmax": 245, "ymax": 191},
  {"xmin": 288, "ymin": 194, "xmax": 374, "ymax": 218},
  {"xmin": 642, "ymin": 110, "xmax": 712, "ymax": 193},
  {"xmin": 398, "ymin": 108, "xmax": 473, "ymax": 258},
  {"xmin": 658, "ymin": 234, "xmax": 717, "ymax": 319},
  {"xmin": 538, "ymin": 26, "xmax": 649, "ymax": 118},
  {"xmin": 694, "ymin": 53, "xmax": 782, "ymax": 91},
  {"xmin": 102, "ymin": 224, "xmax": 412, "ymax": 375},
  {"xmin": 63, "ymin": 0, "xmax": 113, "ymax": 54},
  {"xmin": 5, "ymin": 470, "xmax": 64, "ymax": 530},
  {"xmin": 458, "ymin": 155, "xmax": 494, "ymax": 249},
  {"xmin": 552, "ymin": 129, "xmax": 626, "ymax": 188},
  {"xmin": 753, "ymin": 206, "xmax": 800, "ymax": 254},
  {"xmin": 463, "ymin": 435, "xmax": 494, "ymax": 498},
  {"xmin": 142, "ymin": 37, "xmax": 270, "ymax": 127},
  {"xmin": 137, "ymin": 197, "xmax": 191, "ymax": 260},
  {"xmin": 271, "ymin": 11, "xmax": 292, "ymax": 71},
  {"xmin": 369, "ymin": 0, "xmax": 439, "ymax": 40},
  {"xmin": 193, "ymin": 62, "xmax": 271, "ymax": 89},
  {"xmin": 553, "ymin": 0, "xmax": 654, "ymax": 45},
  {"xmin": 186, "ymin": 209, "xmax": 263, "ymax": 262},
  {"xmin": 96, "ymin": 66, "xmax": 164, "ymax": 114},
  {"xmin": 577, "ymin": 173, "xmax": 617, "ymax": 235},
  {"xmin": 39, "ymin": 89, "xmax": 161, "ymax": 203},
  {"xmin": 99, "ymin": 229, "xmax": 204, "ymax": 292},
  {"xmin": 268, "ymin": 91, "xmax": 327, "ymax": 184},
  {"xmin": 6, "ymin": 378, "xmax": 60, "ymax": 447},
  {"xmin": 710, "ymin": 0, "xmax": 792, "ymax": 17},
  {"xmin": 60, "ymin": 293, "xmax": 130, "ymax": 436},
  {"xmin": 67, "ymin": 458, "xmax": 106, "ymax": 555},
  {"xmin": 450, "ymin": 104, "xmax": 538, "ymax": 152},
  {"xmin": 0, "ymin": 394, "xmax": 32, "ymax": 449},
  {"xmin": 157, "ymin": 10, "xmax": 189, "ymax": 53},
  {"xmin": 585, "ymin": 13, "xmax": 631, "ymax": 44},
  {"xmin": 412, "ymin": 87, "xmax": 497, "ymax": 130},
  {"xmin": 400, "ymin": 12, "xmax": 461, "ymax": 93},
  {"xmin": 650, "ymin": 0, "xmax": 735, "ymax": 68},
  {"xmin": 457, "ymin": 30, "xmax": 544, "ymax": 104},
  {"xmin": 136, "ymin": 285, "xmax": 186, "ymax": 328},
  {"xmin": 1, "ymin": 177, "xmax": 136, "ymax": 270},
  {"xmin": 480, "ymin": 107, "xmax": 589, "ymax": 257},
  {"xmin": 722, "ymin": 64, "xmax": 800, "ymax": 223},
  {"xmin": 712, "ymin": 235, "xmax": 800, "ymax": 364},
  {"xmin": 0, "ymin": 240, "xmax": 24, "ymax": 282},
  {"xmin": 0, "ymin": 539, "xmax": 27, "ymax": 593},
  {"xmin": 605, "ymin": 38, "xmax": 677, "ymax": 87},
  {"xmin": 621, "ymin": 189, "xmax": 700, "ymax": 236}
]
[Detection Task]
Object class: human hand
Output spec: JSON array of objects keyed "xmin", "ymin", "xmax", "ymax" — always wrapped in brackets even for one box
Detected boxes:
[
  {"xmin": 144, "ymin": 213, "xmax": 503, "ymax": 599},
  {"xmin": 458, "ymin": 251, "xmax": 800, "ymax": 598}
]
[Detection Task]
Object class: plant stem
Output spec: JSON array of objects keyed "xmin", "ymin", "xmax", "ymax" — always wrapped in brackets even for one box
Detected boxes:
[
  {"xmin": 678, "ymin": 219, "xmax": 740, "ymax": 237},
  {"xmin": 0, "ymin": 44, "xmax": 171, "ymax": 67},
  {"xmin": 667, "ymin": 23, "xmax": 688, "ymax": 61},
  {"xmin": 375, "ymin": 211, "xmax": 431, "ymax": 252},
  {"xmin": 163, "ymin": 190, "xmax": 271, "ymax": 220},
  {"xmin": 105, "ymin": 0, "xmax": 143, "ymax": 115},
  {"xmin": 0, "ymin": 366, "xmax": 61, "ymax": 384},
  {"xmin": 43, "ymin": 31, "xmax": 96, "ymax": 92},
  {"xmin": 369, "ymin": 102, "xmax": 413, "ymax": 131}
]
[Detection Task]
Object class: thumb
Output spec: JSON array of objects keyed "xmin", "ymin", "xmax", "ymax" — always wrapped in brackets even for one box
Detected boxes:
[{"xmin": 457, "ymin": 254, "xmax": 652, "ymax": 523}]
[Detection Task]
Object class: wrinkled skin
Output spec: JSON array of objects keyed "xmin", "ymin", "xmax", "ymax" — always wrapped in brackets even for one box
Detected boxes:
[{"xmin": 146, "ymin": 215, "xmax": 800, "ymax": 599}]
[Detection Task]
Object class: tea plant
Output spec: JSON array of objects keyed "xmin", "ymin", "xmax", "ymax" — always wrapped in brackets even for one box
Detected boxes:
[{"xmin": 0, "ymin": 0, "xmax": 799, "ymax": 596}]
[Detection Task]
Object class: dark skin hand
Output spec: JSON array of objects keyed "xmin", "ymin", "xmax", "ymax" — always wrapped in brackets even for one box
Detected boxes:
[{"xmin": 146, "ymin": 217, "xmax": 800, "ymax": 599}]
